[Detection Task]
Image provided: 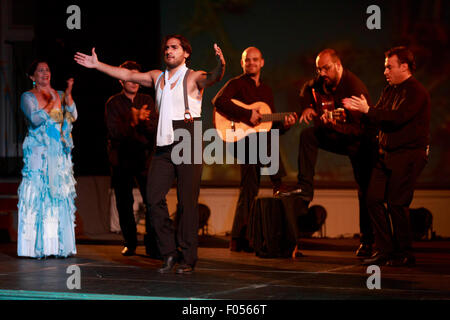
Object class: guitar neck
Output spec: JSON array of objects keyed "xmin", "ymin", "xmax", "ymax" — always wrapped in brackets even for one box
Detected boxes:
[{"xmin": 261, "ymin": 112, "xmax": 296, "ymax": 122}]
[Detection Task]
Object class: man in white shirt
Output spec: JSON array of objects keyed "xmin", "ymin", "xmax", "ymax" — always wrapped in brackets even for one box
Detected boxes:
[{"xmin": 75, "ymin": 34, "xmax": 225, "ymax": 274}]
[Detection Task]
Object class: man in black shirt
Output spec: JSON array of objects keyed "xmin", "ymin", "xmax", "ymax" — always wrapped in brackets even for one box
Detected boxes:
[
  {"xmin": 105, "ymin": 61, "xmax": 159, "ymax": 257},
  {"xmin": 343, "ymin": 46, "xmax": 430, "ymax": 266},
  {"xmin": 290, "ymin": 49, "xmax": 377, "ymax": 257},
  {"xmin": 212, "ymin": 47, "xmax": 296, "ymax": 252}
]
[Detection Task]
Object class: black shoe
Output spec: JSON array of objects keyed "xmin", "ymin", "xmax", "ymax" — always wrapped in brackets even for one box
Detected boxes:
[
  {"xmin": 274, "ymin": 185, "xmax": 303, "ymax": 198},
  {"xmin": 157, "ymin": 254, "xmax": 178, "ymax": 273},
  {"xmin": 356, "ymin": 243, "xmax": 373, "ymax": 257},
  {"xmin": 362, "ymin": 252, "xmax": 392, "ymax": 266},
  {"xmin": 176, "ymin": 263, "xmax": 194, "ymax": 274},
  {"xmin": 121, "ymin": 247, "xmax": 136, "ymax": 256},
  {"xmin": 386, "ymin": 253, "xmax": 416, "ymax": 267}
]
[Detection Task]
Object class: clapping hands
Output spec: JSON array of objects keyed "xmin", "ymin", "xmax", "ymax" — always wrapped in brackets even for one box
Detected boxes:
[
  {"xmin": 342, "ymin": 95, "xmax": 370, "ymax": 114},
  {"xmin": 131, "ymin": 104, "xmax": 151, "ymax": 126}
]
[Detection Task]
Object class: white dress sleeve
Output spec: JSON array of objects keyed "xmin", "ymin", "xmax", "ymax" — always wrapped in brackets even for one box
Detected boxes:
[{"xmin": 20, "ymin": 92, "xmax": 50, "ymax": 128}]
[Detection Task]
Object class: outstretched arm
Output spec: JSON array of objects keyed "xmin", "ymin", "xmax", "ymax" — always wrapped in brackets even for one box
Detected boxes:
[
  {"xmin": 74, "ymin": 48, "xmax": 159, "ymax": 87},
  {"xmin": 195, "ymin": 43, "xmax": 226, "ymax": 89}
]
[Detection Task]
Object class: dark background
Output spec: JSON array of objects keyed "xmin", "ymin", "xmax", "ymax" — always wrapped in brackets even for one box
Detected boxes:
[
  {"xmin": 4, "ymin": 0, "xmax": 450, "ymax": 188},
  {"xmin": 31, "ymin": 1, "xmax": 161, "ymax": 176}
]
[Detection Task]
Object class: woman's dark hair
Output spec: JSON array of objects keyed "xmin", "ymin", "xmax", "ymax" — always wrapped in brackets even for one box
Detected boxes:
[
  {"xmin": 385, "ymin": 46, "xmax": 416, "ymax": 73},
  {"xmin": 27, "ymin": 59, "xmax": 50, "ymax": 77},
  {"xmin": 161, "ymin": 34, "xmax": 192, "ymax": 66}
]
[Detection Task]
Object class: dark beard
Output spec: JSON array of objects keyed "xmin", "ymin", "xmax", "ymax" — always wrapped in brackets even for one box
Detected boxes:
[
  {"xmin": 164, "ymin": 56, "xmax": 184, "ymax": 69},
  {"xmin": 321, "ymin": 76, "xmax": 338, "ymax": 93}
]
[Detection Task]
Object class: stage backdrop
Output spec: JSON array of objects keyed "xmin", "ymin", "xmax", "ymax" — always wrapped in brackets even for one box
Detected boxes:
[{"xmin": 158, "ymin": 0, "xmax": 450, "ymax": 188}]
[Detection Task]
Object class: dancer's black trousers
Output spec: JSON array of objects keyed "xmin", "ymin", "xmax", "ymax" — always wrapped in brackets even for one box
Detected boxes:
[
  {"xmin": 367, "ymin": 148, "xmax": 427, "ymax": 255},
  {"xmin": 147, "ymin": 119, "xmax": 203, "ymax": 267},
  {"xmin": 297, "ymin": 126, "xmax": 377, "ymax": 244}
]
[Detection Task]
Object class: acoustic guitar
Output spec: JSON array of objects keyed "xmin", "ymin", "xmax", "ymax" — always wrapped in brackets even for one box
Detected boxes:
[{"xmin": 214, "ymin": 99, "xmax": 297, "ymax": 142}]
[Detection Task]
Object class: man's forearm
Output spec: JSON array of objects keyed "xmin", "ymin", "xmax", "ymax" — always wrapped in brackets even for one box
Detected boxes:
[
  {"xmin": 214, "ymin": 96, "xmax": 252, "ymax": 123},
  {"xmin": 97, "ymin": 62, "xmax": 131, "ymax": 81},
  {"xmin": 210, "ymin": 60, "xmax": 226, "ymax": 83}
]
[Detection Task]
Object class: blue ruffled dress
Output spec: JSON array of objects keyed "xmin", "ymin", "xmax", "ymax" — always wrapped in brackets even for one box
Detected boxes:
[{"xmin": 17, "ymin": 91, "xmax": 78, "ymax": 258}]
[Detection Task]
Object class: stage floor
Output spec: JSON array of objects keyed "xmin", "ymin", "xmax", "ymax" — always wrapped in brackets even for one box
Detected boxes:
[{"xmin": 1, "ymin": 237, "xmax": 450, "ymax": 302}]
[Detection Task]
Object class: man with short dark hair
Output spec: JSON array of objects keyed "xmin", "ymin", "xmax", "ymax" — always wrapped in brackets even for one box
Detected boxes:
[
  {"xmin": 288, "ymin": 49, "xmax": 377, "ymax": 257},
  {"xmin": 343, "ymin": 46, "xmax": 430, "ymax": 266},
  {"xmin": 105, "ymin": 60, "xmax": 159, "ymax": 257},
  {"xmin": 75, "ymin": 35, "xmax": 225, "ymax": 274}
]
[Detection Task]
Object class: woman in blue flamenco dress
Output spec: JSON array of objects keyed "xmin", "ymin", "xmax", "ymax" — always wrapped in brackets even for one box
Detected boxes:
[{"xmin": 17, "ymin": 59, "xmax": 77, "ymax": 258}]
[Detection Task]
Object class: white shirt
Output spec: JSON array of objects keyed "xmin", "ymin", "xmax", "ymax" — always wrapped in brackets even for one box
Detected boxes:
[{"xmin": 155, "ymin": 66, "xmax": 202, "ymax": 146}]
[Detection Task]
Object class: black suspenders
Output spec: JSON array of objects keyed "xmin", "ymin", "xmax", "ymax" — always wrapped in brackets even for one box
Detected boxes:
[{"xmin": 183, "ymin": 69, "xmax": 193, "ymax": 122}]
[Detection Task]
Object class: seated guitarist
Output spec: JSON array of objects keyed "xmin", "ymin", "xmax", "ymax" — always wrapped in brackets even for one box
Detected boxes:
[
  {"xmin": 212, "ymin": 47, "xmax": 296, "ymax": 252},
  {"xmin": 288, "ymin": 49, "xmax": 378, "ymax": 257}
]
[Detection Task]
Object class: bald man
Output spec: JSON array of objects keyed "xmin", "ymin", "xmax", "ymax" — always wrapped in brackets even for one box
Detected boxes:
[
  {"xmin": 289, "ymin": 49, "xmax": 377, "ymax": 257},
  {"xmin": 212, "ymin": 47, "xmax": 296, "ymax": 253}
]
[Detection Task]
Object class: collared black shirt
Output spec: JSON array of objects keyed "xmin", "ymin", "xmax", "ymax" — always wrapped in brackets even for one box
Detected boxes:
[
  {"xmin": 367, "ymin": 76, "xmax": 430, "ymax": 152},
  {"xmin": 212, "ymin": 73, "xmax": 284, "ymax": 130},
  {"xmin": 299, "ymin": 69, "xmax": 373, "ymax": 137},
  {"xmin": 105, "ymin": 92, "xmax": 158, "ymax": 169}
]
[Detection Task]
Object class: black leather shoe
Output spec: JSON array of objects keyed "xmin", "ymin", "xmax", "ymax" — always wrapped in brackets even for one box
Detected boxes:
[
  {"xmin": 157, "ymin": 255, "xmax": 178, "ymax": 273},
  {"xmin": 176, "ymin": 263, "xmax": 194, "ymax": 274},
  {"xmin": 362, "ymin": 252, "xmax": 392, "ymax": 266},
  {"xmin": 356, "ymin": 243, "xmax": 373, "ymax": 257},
  {"xmin": 274, "ymin": 185, "xmax": 303, "ymax": 198},
  {"xmin": 274, "ymin": 184, "xmax": 295, "ymax": 198},
  {"xmin": 386, "ymin": 253, "xmax": 416, "ymax": 267},
  {"xmin": 121, "ymin": 247, "xmax": 136, "ymax": 256}
]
